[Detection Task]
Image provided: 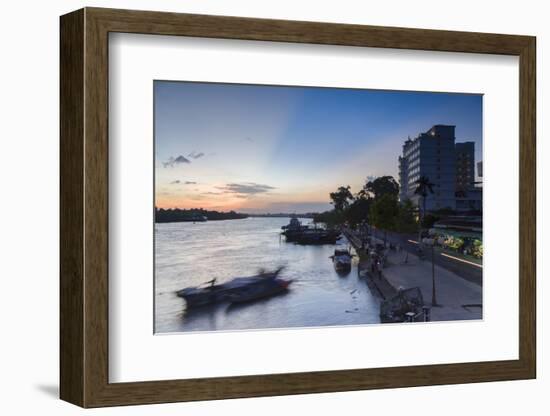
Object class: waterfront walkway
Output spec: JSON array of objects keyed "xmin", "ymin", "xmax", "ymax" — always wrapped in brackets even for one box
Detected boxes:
[
  {"xmin": 377, "ymin": 230, "xmax": 482, "ymax": 286},
  {"xmin": 382, "ymin": 249, "xmax": 482, "ymax": 321},
  {"xmin": 344, "ymin": 228, "xmax": 482, "ymax": 322}
]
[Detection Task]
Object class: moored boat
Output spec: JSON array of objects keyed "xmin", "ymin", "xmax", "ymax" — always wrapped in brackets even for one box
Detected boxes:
[
  {"xmin": 281, "ymin": 216, "xmax": 309, "ymax": 241},
  {"xmin": 331, "ymin": 246, "xmax": 353, "ymax": 271},
  {"xmin": 293, "ymin": 228, "xmax": 340, "ymax": 245},
  {"xmin": 281, "ymin": 216, "xmax": 340, "ymax": 244}
]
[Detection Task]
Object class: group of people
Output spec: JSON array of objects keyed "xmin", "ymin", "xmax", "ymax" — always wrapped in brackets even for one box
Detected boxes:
[
  {"xmin": 369, "ymin": 252, "xmax": 384, "ymax": 276},
  {"xmin": 354, "ymin": 229, "xmax": 408, "ymax": 278},
  {"xmin": 359, "ymin": 239, "xmax": 388, "ymax": 278}
]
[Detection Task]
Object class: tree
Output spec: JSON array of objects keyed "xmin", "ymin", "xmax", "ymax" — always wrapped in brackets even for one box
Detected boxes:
[
  {"xmin": 346, "ymin": 197, "xmax": 371, "ymax": 228},
  {"xmin": 364, "ymin": 176, "xmax": 399, "ymax": 200},
  {"xmin": 414, "ymin": 176, "xmax": 435, "ymax": 221},
  {"xmin": 369, "ymin": 194, "xmax": 399, "ymax": 244},
  {"xmin": 329, "ymin": 186, "xmax": 354, "ymax": 212},
  {"xmin": 313, "ymin": 209, "xmax": 345, "ymax": 227},
  {"xmin": 344, "ymin": 186, "xmax": 372, "ymax": 228},
  {"xmin": 421, "ymin": 213, "xmax": 440, "ymax": 229},
  {"xmin": 396, "ymin": 199, "xmax": 418, "ymax": 233}
]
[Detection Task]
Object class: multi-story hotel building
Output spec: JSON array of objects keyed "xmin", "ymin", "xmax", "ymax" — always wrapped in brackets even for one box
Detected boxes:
[
  {"xmin": 398, "ymin": 125, "xmax": 480, "ymax": 213},
  {"xmin": 477, "ymin": 161, "xmax": 483, "ymax": 178},
  {"xmin": 455, "ymin": 142, "xmax": 475, "ymax": 195}
]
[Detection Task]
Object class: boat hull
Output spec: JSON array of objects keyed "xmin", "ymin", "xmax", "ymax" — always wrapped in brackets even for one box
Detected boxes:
[
  {"xmin": 226, "ymin": 278, "xmax": 292, "ymax": 304},
  {"xmin": 176, "ymin": 269, "xmax": 289, "ymax": 308}
]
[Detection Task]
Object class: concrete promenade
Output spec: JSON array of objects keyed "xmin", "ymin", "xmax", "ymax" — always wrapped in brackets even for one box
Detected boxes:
[
  {"xmin": 343, "ymin": 228, "xmax": 482, "ymax": 321},
  {"xmin": 377, "ymin": 230, "xmax": 482, "ymax": 286},
  {"xmin": 382, "ymin": 249, "xmax": 482, "ymax": 321}
]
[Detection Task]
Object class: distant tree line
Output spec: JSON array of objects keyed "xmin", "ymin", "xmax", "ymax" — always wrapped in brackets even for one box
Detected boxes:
[
  {"xmin": 155, "ymin": 207, "xmax": 248, "ymax": 223},
  {"xmin": 246, "ymin": 213, "xmax": 316, "ymax": 218}
]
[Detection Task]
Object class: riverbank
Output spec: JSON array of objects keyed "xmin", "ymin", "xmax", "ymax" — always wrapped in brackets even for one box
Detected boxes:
[
  {"xmin": 343, "ymin": 229, "xmax": 397, "ymax": 300},
  {"xmin": 344, "ymin": 228, "xmax": 482, "ymax": 321},
  {"xmin": 382, "ymin": 249, "xmax": 482, "ymax": 321}
]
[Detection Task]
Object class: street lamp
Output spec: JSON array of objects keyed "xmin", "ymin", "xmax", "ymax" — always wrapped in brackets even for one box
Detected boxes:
[{"xmin": 431, "ymin": 244, "xmax": 439, "ymax": 306}]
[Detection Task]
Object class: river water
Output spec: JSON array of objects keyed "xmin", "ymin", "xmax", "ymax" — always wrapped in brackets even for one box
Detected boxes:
[{"xmin": 155, "ymin": 217, "xmax": 381, "ymax": 333}]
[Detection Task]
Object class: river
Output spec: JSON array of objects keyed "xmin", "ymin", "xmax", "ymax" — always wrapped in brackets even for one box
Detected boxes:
[{"xmin": 155, "ymin": 217, "xmax": 381, "ymax": 333}]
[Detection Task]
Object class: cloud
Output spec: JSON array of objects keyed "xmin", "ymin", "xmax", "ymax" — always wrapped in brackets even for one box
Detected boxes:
[
  {"xmin": 163, "ymin": 155, "xmax": 191, "ymax": 168},
  {"xmin": 188, "ymin": 151, "xmax": 205, "ymax": 159},
  {"xmin": 168, "ymin": 180, "xmax": 197, "ymax": 185},
  {"xmin": 218, "ymin": 182, "xmax": 276, "ymax": 197},
  {"xmin": 189, "ymin": 194, "xmax": 207, "ymax": 201},
  {"xmin": 201, "ymin": 191, "xmax": 224, "ymax": 196}
]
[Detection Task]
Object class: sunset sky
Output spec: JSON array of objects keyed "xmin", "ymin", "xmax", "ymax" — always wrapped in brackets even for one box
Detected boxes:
[{"xmin": 154, "ymin": 81, "xmax": 482, "ymax": 213}]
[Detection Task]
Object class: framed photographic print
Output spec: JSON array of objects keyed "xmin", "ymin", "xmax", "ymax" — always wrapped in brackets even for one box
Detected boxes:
[{"xmin": 60, "ymin": 7, "xmax": 536, "ymax": 408}]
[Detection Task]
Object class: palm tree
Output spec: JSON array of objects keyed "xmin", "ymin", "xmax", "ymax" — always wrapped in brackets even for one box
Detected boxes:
[
  {"xmin": 414, "ymin": 176, "xmax": 435, "ymax": 224},
  {"xmin": 415, "ymin": 176, "xmax": 438, "ymax": 307}
]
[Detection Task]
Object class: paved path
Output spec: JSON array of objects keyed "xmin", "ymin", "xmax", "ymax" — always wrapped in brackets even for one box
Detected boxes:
[
  {"xmin": 382, "ymin": 249, "xmax": 482, "ymax": 321},
  {"xmin": 379, "ymin": 230, "xmax": 483, "ymax": 286}
]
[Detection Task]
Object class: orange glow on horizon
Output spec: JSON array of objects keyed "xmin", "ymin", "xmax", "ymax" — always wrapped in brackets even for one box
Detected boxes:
[
  {"xmin": 154, "ymin": 181, "xmax": 338, "ymax": 213},
  {"xmin": 155, "ymin": 197, "xmax": 245, "ymax": 211}
]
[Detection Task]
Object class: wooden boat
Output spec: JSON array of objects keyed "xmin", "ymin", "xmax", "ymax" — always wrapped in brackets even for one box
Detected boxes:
[
  {"xmin": 281, "ymin": 216, "xmax": 307, "ymax": 231},
  {"xmin": 225, "ymin": 277, "xmax": 292, "ymax": 304},
  {"xmin": 281, "ymin": 216, "xmax": 340, "ymax": 245},
  {"xmin": 293, "ymin": 228, "xmax": 340, "ymax": 245},
  {"xmin": 331, "ymin": 247, "xmax": 352, "ymax": 271},
  {"xmin": 281, "ymin": 216, "xmax": 309, "ymax": 242},
  {"xmin": 176, "ymin": 268, "xmax": 291, "ymax": 308}
]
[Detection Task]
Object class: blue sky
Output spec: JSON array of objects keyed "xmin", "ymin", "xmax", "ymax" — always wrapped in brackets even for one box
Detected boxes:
[{"xmin": 155, "ymin": 81, "xmax": 482, "ymax": 213}]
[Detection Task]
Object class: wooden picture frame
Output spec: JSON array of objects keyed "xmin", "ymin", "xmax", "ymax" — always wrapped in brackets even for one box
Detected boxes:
[{"xmin": 60, "ymin": 7, "xmax": 536, "ymax": 408}]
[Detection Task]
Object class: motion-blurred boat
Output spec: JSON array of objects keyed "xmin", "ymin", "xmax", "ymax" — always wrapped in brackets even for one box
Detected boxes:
[{"xmin": 176, "ymin": 267, "xmax": 291, "ymax": 308}]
